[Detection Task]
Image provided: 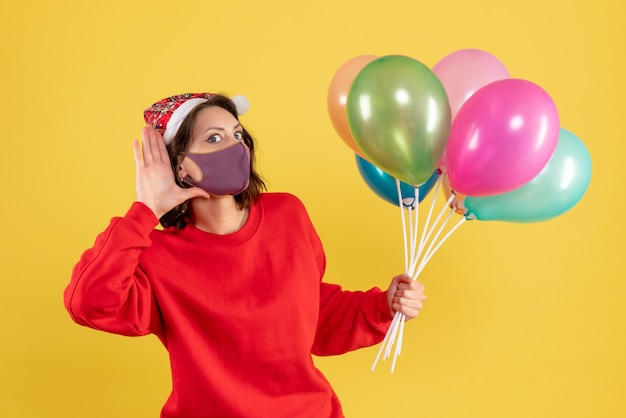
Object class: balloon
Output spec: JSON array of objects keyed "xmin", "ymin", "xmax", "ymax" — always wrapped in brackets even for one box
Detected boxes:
[
  {"xmin": 446, "ymin": 78, "xmax": 560, "ymax": 197},
  {"xmin": 347, "ymin": 55, "xmax": 451, "ymax": 186},
  {"xmin": 355, "ymin": 155, "xmax": 438, "ymax": 209},
  {"xmin": 464, "ymin": 129, "xmax": 592, "ymax": 222},
  {"xmin": 432, "ymin": 49, "xmax": 510, "ymax": 119},
  {"xmin": 327, "ymin": 55, "xmax": 378, "ymax": 157}
]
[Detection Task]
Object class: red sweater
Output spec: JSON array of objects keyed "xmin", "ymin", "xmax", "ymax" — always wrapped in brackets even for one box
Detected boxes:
[{"xmin": 65, "ymin": 193, "xmax": 393, "ymax": 418}]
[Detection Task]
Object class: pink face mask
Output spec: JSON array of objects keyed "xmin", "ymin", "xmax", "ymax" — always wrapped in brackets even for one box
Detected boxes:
[{"xmin": 181, "ymin": 142, "xmax": 251, "ymax": 196}]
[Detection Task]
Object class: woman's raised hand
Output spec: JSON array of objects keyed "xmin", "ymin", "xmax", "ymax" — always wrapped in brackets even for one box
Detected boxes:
[{"xmin": 133, "ymin": 126, "xmax": 210, "ymax": 219}]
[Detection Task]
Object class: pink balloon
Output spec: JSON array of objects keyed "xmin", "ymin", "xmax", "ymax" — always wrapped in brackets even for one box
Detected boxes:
[
  {"xmin": 446, "ymin": 78, "xmax": 560, "ymax": 197},
  {"xmin": 432, "ymin": 49, "xmax": 510, "ymax": 119}
]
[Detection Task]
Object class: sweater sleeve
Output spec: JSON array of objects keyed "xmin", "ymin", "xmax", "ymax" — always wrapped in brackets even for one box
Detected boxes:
[
  {"xmin": 286, "ymin": 193, "xmax": 393, "ymax": 356},
  {"xmin": 64, "ymin": 202, "xmax": 163, "ymax": 337},
  {"xmin": 312, "ymin": 282, "xmax": 393, "ymax": 356}
]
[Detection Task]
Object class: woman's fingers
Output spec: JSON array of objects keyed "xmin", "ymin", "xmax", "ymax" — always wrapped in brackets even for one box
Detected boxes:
[
  {"xmin": 141, "ymin": 126, "xmax": 172, "ymax": 167},
  {"xmin": 180, "ymin": 186, "xmax": 211, "ymax": 202},
  {"xmin": 153, "ymin": 128, "xmax": 170, "ymax": 164},
  {"xmin": 132, "ymin": 139, "xmax": 142, "ymax": 169},
  {"xmin": 396, "ymin": 277, "xmax": 424, "ymax": 293},
  {"xmin": 392, "ymin": 279, "xmax": 426, "ymax": 320},
  {"xmin": 141, "ymin": 125, "xmax": 157, "ymax": 165},
  {"xmin": 138, "ymin": 126, "xmax": 173, "ymax": 172},
  {"xmin": 393, "ymin": 292, "xmax": 425, "ymax": 309}
]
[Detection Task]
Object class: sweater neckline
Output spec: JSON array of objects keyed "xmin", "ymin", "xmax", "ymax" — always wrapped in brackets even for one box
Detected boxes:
[{"xmin": 184, "ymin": 198, "xmax": 263, "ymax": 246}]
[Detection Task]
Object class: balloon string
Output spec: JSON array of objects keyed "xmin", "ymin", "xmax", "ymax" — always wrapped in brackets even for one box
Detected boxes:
[
  {"xmin": 388, "ymin": 184, "xmax": 422, "ymax": 374},
  {"xmin": 408, "ymin": 205, "xmax": 415, "ymax": 271},
  {"xmin": 375, "ymin": 180, "xmax": 414, "ymax": 374},
  {"xmin": 408, "ymin": 193, "xmax": 454, "ymax": 277},
  {"xmin": 372, "ymin": 184, "xmax": 467, "ymax": 373},
  {"xmin": 417, "ymin": 173, "xmax": 444, "ymax": 257},
  {"xmin": 406, "ymin": 186, "xmax": 420, "ymax": 270},
  {"xmin": 391, "ymin": 313, "xmax": 405, "ymax": 373},
  {"xmin": 410, "ymin": 186, "xmax": 420, "ymax": 273},
  {"xmin": 414, "ymin": 215, "xmax": 467, "ymax": 279},
  {"xmin": 413, "ymin": 207, "xmax": 455, "ymax": 279},
  {"xmin": 371, "ymin": 310, "xmax": 402, "ymax": 371},
  {"xmin": 396, "ymin": 179, "xmax": 409, "ymax": 273},
  {"xmin": 409, "ymin": 173, "xmax": 443, "ymax": 273},
  {"xmin": 384, "ymin": 311, "xmax": 402, "ymax": 360},
  {"xmin": 390, "ymin": 194, "xmax": 451, "ymax": 373},
  {"xmin": 391, "ymin": 213, "xmax": 466, "ymax": 373}
]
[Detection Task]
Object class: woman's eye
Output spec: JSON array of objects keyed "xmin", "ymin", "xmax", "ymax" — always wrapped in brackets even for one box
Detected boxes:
[
  {"xmin": 207, "ymin": 134, "xmax": 222, "ymax": 143},
  {"xmin": 234, "ymin": 132, "xmax": 243, "ymax": 140}
]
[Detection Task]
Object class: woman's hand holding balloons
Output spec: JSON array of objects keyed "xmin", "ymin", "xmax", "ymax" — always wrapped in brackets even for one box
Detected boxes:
[
  {"xmin": 133, "ymin": 126, "xmax": 209, "ymax": 219},
  {"xmin": 386, "ymin": 274, "xmax": 426, "ymax": 320}
]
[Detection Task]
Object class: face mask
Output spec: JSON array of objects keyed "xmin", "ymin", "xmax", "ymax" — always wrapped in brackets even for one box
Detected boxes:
[{"xmin": 181, "ymin": 141, "xmax": 251, "ymax": 196}]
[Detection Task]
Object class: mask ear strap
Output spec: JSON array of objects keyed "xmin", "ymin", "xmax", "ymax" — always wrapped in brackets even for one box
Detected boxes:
[
  {"xmin": 176, "ymin": 154, "xmax": 189, "ymax": 184},
  {"xmin": 178, "ymin": 154, "xmax": 204, "ymax": 182}
]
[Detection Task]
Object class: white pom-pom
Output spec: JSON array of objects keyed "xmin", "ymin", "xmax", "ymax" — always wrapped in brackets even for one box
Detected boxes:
[{"xmin": 232, "ymin": 95, "xmax": 250, "ymax": 115}]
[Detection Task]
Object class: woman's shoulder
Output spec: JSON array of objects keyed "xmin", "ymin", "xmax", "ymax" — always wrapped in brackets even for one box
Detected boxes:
[
  {"xmin": 257, "ymin": 192, "xmax": 314, "ymax": 224},
  {"xmin": 257, "ymin": 192, "xmax": 318, "ymax": 235},
  {"xmin": 258, "ymin": 192, "xmax": 306, "ymax": 210}
]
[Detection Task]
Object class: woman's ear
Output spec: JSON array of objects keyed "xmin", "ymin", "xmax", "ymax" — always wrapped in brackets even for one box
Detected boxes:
[
  {"xmin": 179, "ymin": 156, "xmax": 203, "ymax": 181},
  {"xmin": 176, "ymin": 165, "xmax": 186, "ymax": 182}
]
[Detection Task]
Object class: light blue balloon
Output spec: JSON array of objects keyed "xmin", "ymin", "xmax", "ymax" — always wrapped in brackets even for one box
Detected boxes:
[
  {"xmin": 464, "ymin": 128, "xmax": 592, "ymax": 222},
  {"xmin": 355, "ymin": 155, "xmax": 438, "ymax": 209}
]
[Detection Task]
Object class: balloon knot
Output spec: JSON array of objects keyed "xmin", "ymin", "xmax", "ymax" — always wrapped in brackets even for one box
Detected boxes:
[{"xmin": 402, "ymin": 197, "xmax": 416, "ymax": 209}]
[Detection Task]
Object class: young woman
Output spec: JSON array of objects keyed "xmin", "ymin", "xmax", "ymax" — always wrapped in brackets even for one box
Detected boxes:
[{"xmin": 64, "ymin": 93, "xmax": 426, "ymax": 418}]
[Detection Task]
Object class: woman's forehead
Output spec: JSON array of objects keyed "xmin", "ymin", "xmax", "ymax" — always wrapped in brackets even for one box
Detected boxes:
[{"xmin": 195, "ymin": 106, "xmax": 239, "ymax": 128}]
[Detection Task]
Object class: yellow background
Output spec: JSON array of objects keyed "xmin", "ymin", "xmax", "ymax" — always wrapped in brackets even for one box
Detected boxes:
[{"xmin": 1, "ymin": 0, "xmax": 624, "ymax": 417}]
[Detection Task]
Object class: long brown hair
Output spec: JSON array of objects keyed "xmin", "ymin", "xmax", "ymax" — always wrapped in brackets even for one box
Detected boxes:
[{"xmin": 159, "ymin": 94, "xmax": 266, "ymax": 229}]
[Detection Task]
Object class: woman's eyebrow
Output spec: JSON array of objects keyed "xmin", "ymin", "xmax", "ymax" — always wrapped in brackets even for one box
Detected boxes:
[{"xmin": 200, "ymin": 123, "xmax": 242, "ymax": 136}]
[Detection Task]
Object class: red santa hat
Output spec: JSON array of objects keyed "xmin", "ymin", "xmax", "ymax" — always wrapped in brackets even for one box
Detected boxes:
[{"xmin": 143, "ymin": 93, "xmax": 250, "ymax": 144}]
